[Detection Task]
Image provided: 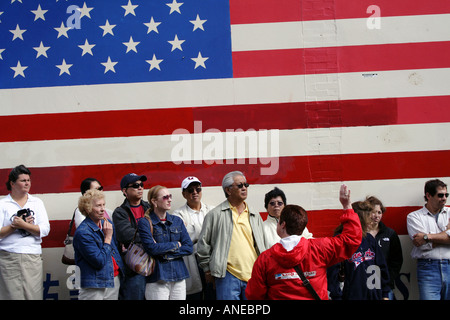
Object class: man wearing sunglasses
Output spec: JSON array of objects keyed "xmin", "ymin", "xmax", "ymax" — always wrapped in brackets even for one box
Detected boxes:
[
  {"xmin": 112, "ymin": 173, "xmax": 150, "ymax": 300},
  {"xmin": 407, "ymin": 179, "xmax": 450, "ymax": 300},
  {"xmin": 173, "ymin": 176, "xmax": 214, "ymax": 300},
  {"xmin": 197, "ymin": 171, "xmax": 267, "ymax": 300}
]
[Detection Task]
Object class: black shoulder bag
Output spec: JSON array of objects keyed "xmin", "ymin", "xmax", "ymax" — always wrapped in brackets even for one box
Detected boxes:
[{"xmin": 293, "ymin": 265, "xmax": 321, "ymax": 300}]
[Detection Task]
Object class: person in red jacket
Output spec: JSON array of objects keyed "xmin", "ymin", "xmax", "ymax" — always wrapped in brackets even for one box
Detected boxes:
[{"xmin": 245, "ymin": 184, "xmax": 362, "ymax": 300}]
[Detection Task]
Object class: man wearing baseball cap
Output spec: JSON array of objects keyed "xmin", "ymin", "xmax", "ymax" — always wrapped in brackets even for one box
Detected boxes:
[
  {"xmin": 173, "ymin": 176, "xmax": 215, "ymax": 300},
  {"xmin": 112, "ymin": 173, "xmax": 150, "ymax": 300}
]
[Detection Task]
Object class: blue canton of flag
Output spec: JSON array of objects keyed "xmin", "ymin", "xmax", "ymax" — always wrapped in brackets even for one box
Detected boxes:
[{"xmin": 0, "ymin": 0, "xmax": 233, "ymax": 89}]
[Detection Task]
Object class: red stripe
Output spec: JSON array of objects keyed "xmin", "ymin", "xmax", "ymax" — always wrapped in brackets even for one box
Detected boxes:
[
  {"xmin": 43, "ymin": 219, "xmax": 71, "ymax": 249},
  {"xmin": 306, "ymin": 206, "xmax": 419, "ymax": 238},
  {"xmin": 0, "ymin": 107, "xmax": 193, "ymax": 143},
  {"xmin": 397, "ymin": 96, "xmax": 450, "ymax": 125},
  {"xmin": 43, "ymin": 206, "xmax": 419, "ymax": 248},
  {"xmin": 1, "ymin": 95, "xmax": 450, "ymax": 142},
  {"xmin": 232, "ymin": 42, "xmax": 450, "ymax": 78},
  {"xmin": 230, "ymin": 0, "xmax": 450, "ymax": 24},
  {"xmin": 1, "ymin": 150, "xmax": 449, "ymax": 195}
]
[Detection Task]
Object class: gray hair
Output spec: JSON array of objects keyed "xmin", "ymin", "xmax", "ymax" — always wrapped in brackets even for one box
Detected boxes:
[{"xmin": 222, "ymin": 171, "xmax": 245, "ymax": 198}]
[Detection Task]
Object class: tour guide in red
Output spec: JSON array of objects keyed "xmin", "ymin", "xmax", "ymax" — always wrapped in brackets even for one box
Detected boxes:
[{"xmin": 245, "ymin": 185, "xmax": 362, "ymax": 300}]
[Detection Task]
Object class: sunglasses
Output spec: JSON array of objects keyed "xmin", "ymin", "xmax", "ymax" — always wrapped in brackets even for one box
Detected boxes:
[
  {"xmin": 185, "ymin": 187, "xmax": 202, "ymax": 194},
  {"xmin": 437, "ymin": 193, "xmax": 449, "ymax": 198},
  {"xmin": 233, "ymin": 182, "xmax": 249, "ymax": 189},
  {"xmin": 127, "ymin": 182, "xmax": 144, "ymax": 189},
  {"xmin": 97, "ymin": 186, "xmax": 104, "ymax": 191},
  {"xmin": 161, "ymin": 194, "xmax": 172, "ymax": 200},
  {"xmin": 269, "ymin": 201, "xmax": 284, "ymax": 207}
]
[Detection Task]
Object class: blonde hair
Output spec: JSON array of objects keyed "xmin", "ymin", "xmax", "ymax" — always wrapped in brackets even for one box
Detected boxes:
[
  {"xmin": 145, "ymin": 185, "xmax": 167, "ymax": 217},
  {"xmin": 78, "ymin": 189, "xmax": 105, "ymax": 217}
]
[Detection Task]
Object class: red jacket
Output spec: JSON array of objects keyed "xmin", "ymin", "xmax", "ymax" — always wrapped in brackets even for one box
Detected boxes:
[{"xmin": 245, "ymin": 209, "xmax": 362, "ymax": 300}]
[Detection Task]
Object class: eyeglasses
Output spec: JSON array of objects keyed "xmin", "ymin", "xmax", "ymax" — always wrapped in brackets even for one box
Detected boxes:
[
  {"xmin": 185, "ymin": 187, "xmax": 202, "ymax": 194},
  {"xmin": 161, "ymin": 194, "xmax": 172, "ymax": 200},
  {"xmin": 437, "ymin": 193, "xmax": 449, "ymax": 198},
  {"xmin": 127, "ymin": 182, "xmax": 144, "ymax": 189},
  {"xmin": 233, "ymin": 182, "xmax": 249, "ymax": 189},
  {"xmin": 269, "ymin": 201, "xmax": 284, "ymax": 207},
  {"xmin": 97, "ymin": 186, "xmax": 104, "ymax": 191}
]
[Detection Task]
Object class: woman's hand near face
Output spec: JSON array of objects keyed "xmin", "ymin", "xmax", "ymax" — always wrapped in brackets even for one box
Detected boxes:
[{"xmin": 103, "ymin": 219, "xmax": 113, "ymax": 244}]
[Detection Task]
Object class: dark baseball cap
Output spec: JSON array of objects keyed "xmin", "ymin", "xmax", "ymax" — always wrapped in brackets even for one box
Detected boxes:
[{"xmin": 120, "ymin": 173, "xmax": 147, "ymax": 189}]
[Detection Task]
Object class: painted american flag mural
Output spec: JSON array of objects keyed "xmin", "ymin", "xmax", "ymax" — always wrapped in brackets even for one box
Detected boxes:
[{"xmin": 0, "ymin": 0, "xmax": 449, "ymax": 299}]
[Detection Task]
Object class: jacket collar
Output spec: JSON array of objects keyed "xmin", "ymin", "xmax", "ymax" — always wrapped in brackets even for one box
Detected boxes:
[
  {"xmin": 121, "ymin": 198, "xmax": 149, "ymax": 209},
  {"xmin": 150, "ymin": 211, "xmax": 174, "ymax": 225},
  {"xmin": 84, "ymin": 216, "xmax": 103, "ymax": 232},
  {"xmin": 219, "ymin": 199, "xmax": 256, "ymax": 216}
]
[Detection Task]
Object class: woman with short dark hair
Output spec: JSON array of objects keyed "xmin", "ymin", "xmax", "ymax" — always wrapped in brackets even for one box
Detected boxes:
[
  {"xmin": 262, "ymin": 187, "xmax": 313, "ymax": 249},
  {"xmin": 0, "ymin": 164, "xmax": 50, "ymax": 300}
]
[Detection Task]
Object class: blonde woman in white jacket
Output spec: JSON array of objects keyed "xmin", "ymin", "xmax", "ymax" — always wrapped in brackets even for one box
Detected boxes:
[{"xmin": 172, "ymin": 177, "xmax": 214, "ymax": 299}]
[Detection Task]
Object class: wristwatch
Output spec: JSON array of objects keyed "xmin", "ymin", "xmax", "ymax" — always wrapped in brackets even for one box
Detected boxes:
[{"xmin": 424, "ymin": 234, "xmax": 429, "ymax": 243}]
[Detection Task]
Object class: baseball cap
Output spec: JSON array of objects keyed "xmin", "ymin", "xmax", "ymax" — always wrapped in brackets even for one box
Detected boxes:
[
  {"xmin": 120, "ymin": 173, "xmax": 147, "ymax": 189},
  {"xmin": 181, "ymin": 176, "xmax": 201, "ymax": 190}
]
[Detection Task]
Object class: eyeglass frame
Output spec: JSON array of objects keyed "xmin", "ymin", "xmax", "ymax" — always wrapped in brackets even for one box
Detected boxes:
[
  {"xmin": 161, "ymin": 194, "xmax": 173, "ymax": 200},
  {"xmin": 126, "ymin": 182, "xmax": 144, "ymax": 189},
  {"xmin": 269, "ymin": 200, "xmax": 284, "ymax": 207},
  {"xmin": 184, "ymin": 186, "xmax": 202, "ymax": 194},
  {"xmin": 231, "ymin": 182, "xmax": 249, "ymax": 189}
]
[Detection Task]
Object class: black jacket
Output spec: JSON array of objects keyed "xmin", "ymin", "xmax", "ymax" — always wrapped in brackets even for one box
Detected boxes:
[
  {"xmin": 374, "ymin": 221, "xmax": 403, "ymax": 289},
  {"xmin": 112, "ymin": 198, "xmax": 151, "ymax": 250}
]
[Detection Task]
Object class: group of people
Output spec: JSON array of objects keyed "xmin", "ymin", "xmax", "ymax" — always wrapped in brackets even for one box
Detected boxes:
[{"xmin": 0, "ymin": 164, "xmax": 449, "ymax": 301}]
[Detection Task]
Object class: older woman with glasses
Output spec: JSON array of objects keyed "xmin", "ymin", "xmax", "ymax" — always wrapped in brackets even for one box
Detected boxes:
[
  {"xmin": 138, "ymin": 185, "xmax": 193, "ymax": 300},
  {"xmin": 74, "ymin": 178, "xmax": 111, "ymax": 228},
  {"xmin": 263, "ymin": 187, "xmax": 313, "ymax": 249}
]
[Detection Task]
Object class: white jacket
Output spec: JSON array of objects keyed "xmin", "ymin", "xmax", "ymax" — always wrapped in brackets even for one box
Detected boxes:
[{"xmin": 172, "ymin": 202, "xmax": 213, "ymax": 295}]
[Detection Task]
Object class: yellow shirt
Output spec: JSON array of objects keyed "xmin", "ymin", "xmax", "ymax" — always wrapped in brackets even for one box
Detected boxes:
[{"xmin": 226, "ymin": 202, "xmax": 258, "ymax": 282}]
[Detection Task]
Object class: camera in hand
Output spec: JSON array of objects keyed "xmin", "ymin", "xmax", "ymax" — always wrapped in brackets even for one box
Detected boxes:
[
  {"xmin": 17, "ymin": 208, "xmax": 32, "ymax": 220},
  {"xmin": 16, "ymin": 208, "xmax": 34, "ymax": 237}
]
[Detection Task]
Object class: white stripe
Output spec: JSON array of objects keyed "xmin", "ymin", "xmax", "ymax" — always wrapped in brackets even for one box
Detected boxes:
[
  {"xmin": 1, "ymin": 68, "xmax": 450, "ymax": 116},
  {"xmin": 231, "ymin": 14, "xmax": 450, "ymax": 51},
  {"xmin": 0, "ymin": 122, "xmax": 448, "ymax": 169},
  {"xmin": 25, "ymin": 177, "xmax": 450, "ymax": 221}
]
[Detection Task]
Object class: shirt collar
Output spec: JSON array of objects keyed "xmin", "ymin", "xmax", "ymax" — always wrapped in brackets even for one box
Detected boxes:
[
  {"xmin": 423, "ymin": 205, "xmax": 449, "ymax": 216},
  {"xmin": 6, "ymin": 193, "xmax": 35, "ymax": 204},
  {"xmin": 229, "ymin": 201, "xmax": 248, "ymax": 213},
  {"xmin": 185, "ymin": 202, "xmax": 204, "ymax": 214}
]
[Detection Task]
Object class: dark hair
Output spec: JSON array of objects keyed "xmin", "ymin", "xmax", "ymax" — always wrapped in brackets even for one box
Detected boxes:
[
  {"xmin": 424, "ymin": 179, "xmax": 447, "ymax": 202},
  {"xmin": 334, "ymin": 200, "xmax": 374, "ymax": 237},
  {"xmin": 264, "ymin": 187, "xmax": 287, "ymax": 209},
  {"xmin": 366, "ymin": 196, "xmax": 386, "ymax": 213},
  {"xmin": 80, "ymin": 178, "xmax": 101, "ymax": 195},
  {"xmin": 279, "ymin": 204, "xmax": 308, "ymax": 236},
  {"xmin": 6, "ymin": 165, "xmax": 31, "ymax": 191},
  {"xmin": 351, "ymin": 201, "xmax": 374, "ymax": 238}
]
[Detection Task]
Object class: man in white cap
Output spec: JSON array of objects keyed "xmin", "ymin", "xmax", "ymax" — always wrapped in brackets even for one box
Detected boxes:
[{"xmin": 172, "ymin": 176, "xmax": 214, "ymax": 300}]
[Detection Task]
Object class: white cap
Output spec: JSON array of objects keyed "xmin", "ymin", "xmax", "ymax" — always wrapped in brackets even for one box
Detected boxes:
[{"xmin": 181, "ymin": 176, "xmax": 201, "ymax": 190}]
